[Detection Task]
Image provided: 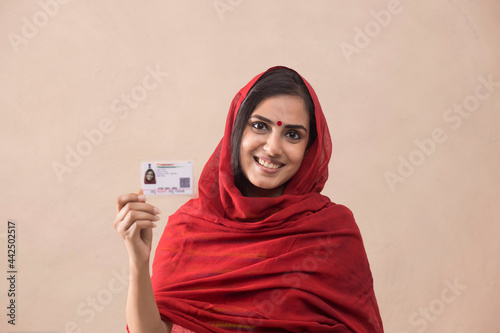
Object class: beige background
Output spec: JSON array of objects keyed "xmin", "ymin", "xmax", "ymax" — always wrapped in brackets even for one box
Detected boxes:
[{"xmin": 1, "ymin": 0, "xmax": 499, "ymax": 332}]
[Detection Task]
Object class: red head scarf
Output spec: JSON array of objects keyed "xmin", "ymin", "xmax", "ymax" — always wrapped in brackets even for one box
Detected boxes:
[{"xmin": 150, "ymin": 67, "xmax": 383, "ymax": 332}]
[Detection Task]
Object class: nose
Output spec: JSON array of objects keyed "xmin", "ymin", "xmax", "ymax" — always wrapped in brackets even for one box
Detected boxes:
[{"xmin": 263, "ymin": 132, "xmax": 283, "ymax": 156}]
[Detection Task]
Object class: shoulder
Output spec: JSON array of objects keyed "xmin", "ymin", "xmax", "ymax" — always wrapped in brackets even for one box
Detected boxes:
[
  {"xmin": 321, "ymin": 201, "xmax": 356, "ymax": 222},
  {"xmin": 308, "ymin": 201, "xmax": 365, "ymax": 240},
  {"xmin": 325, "ymin": 202, "xmax": 355, "ymax": 217}
]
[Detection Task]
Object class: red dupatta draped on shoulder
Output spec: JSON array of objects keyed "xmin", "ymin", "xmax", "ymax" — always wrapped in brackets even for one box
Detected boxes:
[{"xmin": 150, "ymin": 67, "xmax": 383, "ymax": 332}]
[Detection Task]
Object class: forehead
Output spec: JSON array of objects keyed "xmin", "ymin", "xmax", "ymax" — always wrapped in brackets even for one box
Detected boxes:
[{"xmin": 250, "ymin": 95, "xmax": 309, "ymax": 125}]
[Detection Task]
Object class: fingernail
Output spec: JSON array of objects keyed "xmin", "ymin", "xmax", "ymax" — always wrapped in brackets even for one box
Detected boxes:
[
  {"xmin": 138, "ymin": 195, "xmax": 146, "ymax": 201},
  {"xmin": 154, "ymin": 216, "xmax": 160, "ymax": 221},
  {"xmin": 154, "ymin": 207, "xmax": 160, "ymax": 214},
  {"xmin": 152, "ymin": 222, "xmax": 157, "ymax": 228}
]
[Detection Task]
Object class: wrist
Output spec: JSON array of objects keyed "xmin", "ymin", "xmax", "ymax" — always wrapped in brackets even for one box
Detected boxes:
[{"xmin": 128, "ymin": 258, "xmax": 150, "ymax": 276}]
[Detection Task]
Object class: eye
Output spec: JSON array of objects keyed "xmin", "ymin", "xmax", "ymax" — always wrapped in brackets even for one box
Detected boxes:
[
  {"xmin": 285, "ymin": 130, "xmax": 302, "ymax": 140},
  {"xmin": 251, "ymin": 121, "xmax": 268, "ymax": 131}
]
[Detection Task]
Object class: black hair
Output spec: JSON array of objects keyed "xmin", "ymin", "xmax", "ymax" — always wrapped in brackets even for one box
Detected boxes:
[{"xmin": 230, "ymin": 68, "xmax": 317, "ymax": 194}]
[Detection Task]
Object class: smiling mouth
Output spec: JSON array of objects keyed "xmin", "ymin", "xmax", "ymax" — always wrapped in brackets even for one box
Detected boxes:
[{"xmin": 254, "ymin": 157, "xmax": 284, "ymax": 169}]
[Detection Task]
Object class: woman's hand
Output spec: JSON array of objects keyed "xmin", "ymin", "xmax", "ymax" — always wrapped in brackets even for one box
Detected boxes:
[
  {"xmin": 113, "ymin": 191, "xmax": 160, "ymax": 268},
  {"xmin": 114, "ymin": 192, "xmax": 172, "ymax": 332}
]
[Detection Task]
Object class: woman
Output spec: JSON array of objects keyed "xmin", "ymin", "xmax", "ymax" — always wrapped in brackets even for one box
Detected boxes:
[
  {"xmin": 114, "ymin": 67, "xmax": 384, "ymax": 332},
  {"xmin": 144, "ymin": 168, "xmax": 156, "ymax": 184}
]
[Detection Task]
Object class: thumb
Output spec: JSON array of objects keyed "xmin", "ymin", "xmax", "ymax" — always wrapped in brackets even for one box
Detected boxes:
[{"xmin": 137, "ymin": 188, "xmax": 145, "ymax": 202}]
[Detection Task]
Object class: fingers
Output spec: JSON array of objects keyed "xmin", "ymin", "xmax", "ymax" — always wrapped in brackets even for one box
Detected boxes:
[
  {"xmin": 116, "ymin": 209, "xmax": 160, "ymax": 235},
  {"xmin": 113, "ymin": 192, "xmax": 161, "ymax": 237},
  {"xmin": 123, "ymin": 220, "xmax": 157, "ymax": 241},
  {"xmin": 116, "ymin": 192, "xmax": 146, "ymax": 212},
  {"xmin": 113, "ymin": 191, "xmax": 158, "ymax": 264},
  {"xmin": 115, "ymin": 202, "xmax": 159, "ymax": 223}
]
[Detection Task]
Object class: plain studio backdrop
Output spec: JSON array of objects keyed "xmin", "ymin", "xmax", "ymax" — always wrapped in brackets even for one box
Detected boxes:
[{"xmin": 1, "ymin": 1, "xmax": 499, "ymax": 332}]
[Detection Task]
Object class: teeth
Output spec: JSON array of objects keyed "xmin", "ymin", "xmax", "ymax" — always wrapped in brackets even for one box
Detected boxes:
[{"xmin": 258, "ymin": 158, "xmax": 281, "ymax": 169}]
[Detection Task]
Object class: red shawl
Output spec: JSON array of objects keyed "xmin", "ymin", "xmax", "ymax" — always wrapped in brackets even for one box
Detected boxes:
[{"xmin": 151, "ymin": 67, "xmax": 383, "ymax": 332}]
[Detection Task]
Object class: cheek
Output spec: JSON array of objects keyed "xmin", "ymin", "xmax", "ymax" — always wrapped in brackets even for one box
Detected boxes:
[
  {"xmin": 239, "ymin": 133, "xmax": 252, "ymax": 168},
  {"xmin": 286, "ymin": 144, "xmax": 308, "ymax": 166},
  {"xmin": 240, "ymin": 131, "xmax": 258, "ymax": 156}
]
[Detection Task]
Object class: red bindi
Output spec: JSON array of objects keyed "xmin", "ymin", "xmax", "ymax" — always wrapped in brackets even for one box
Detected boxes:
[{"xmin": 277, "ymin": 121, "xmax": 282, "ymax": 126}]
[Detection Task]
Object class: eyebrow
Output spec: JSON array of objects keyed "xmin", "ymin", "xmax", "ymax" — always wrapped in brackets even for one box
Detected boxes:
[{"xmin": 250, "ymin": 114, "xmax": 308, "ymax": 133}]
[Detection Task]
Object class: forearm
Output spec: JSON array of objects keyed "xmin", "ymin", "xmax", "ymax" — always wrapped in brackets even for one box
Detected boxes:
[{"xmin": 126, "ymin": 262, "xmax": 172, "ymax": 333}]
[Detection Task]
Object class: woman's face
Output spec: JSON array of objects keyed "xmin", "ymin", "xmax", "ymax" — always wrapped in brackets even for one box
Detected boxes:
[
  {"xmin": 239, "ymin": 95, "xmax": 310, "ymax": 197},
  {"xmin": 146, "ymin": 171, "xmax": 154, "ymax": 181}
]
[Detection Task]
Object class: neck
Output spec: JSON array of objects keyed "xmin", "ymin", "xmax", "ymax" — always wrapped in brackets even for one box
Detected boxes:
[{"xmin": 243, "ymin": 181, "xmax": 285, "ymax": 198}]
